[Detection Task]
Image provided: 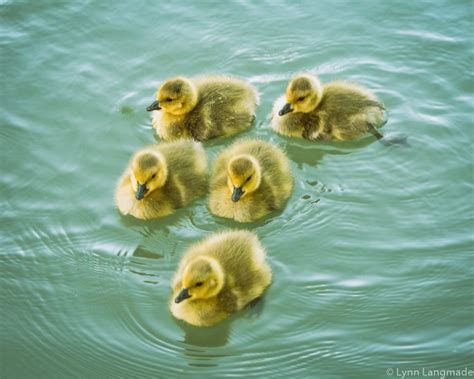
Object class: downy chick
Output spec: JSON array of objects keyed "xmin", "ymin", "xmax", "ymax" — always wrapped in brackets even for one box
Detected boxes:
[
  {"xmin": 272, "ymin": 73, "xmax": 389, "ymax": 142},
  {"xmin": 147, "ymin": 75, "xmax": 258, "ymax": 141},
  {"xmin": 115, "ymin": 140, "xmax": 208, "ymax": 219},
  {"xmin": 209, "ymin": 139, "xmax": 293, "ymax": 223},
  {"xmin": 170, "ymin": 230, "xmax": 272, "ymax": 327}
]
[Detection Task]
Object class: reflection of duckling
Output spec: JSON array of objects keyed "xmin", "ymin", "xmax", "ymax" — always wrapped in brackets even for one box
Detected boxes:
[
  {"xmin": 146, "ymin": 76, "xmax": 258, "ymax": 141},
  {"xmin": 170, "ymin": 230, "xmax": 272, "ymax": 327},
  {"xmin": 209, "ymin": 139, "xmax": 293, "ymax": 223},
  {"xmin": 272, "ymin": 73, "xmax": 388, "ymax": 141},
  {"xmin": 115, "ymin": 140, "xmax": 208, "ymax": 220}
]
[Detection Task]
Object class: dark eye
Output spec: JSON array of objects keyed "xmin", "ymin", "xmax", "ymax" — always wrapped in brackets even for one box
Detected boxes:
[
  {"xmin": 165, "ymin": 97, "xmax": 173, "ymax": 102},
  {"xmin": 151, "ymin": 174, "xmax": 156, "ymax": 179},
  {"xmin": 195, "ymin": 282, "xmax": 203, "ymax": 287},
  {"xmin": 246, "ymin": 175, "xmax": 252, "ymax": 182},
  {"xmin": 297, "ymin": 96, "xmax": 305, "ymax": 102}
]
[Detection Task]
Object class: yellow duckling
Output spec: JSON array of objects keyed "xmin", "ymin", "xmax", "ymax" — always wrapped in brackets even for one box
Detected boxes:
[
  {"xmin": 115, "ymin": 140, "xmax": 208, "ymax": 220},
  {"xmin": 170, "ymin": 230, "xmax": 272, "ymax": 327},
  {"xmin": 209, "ymin": 139, "xmax": 293, "ymax": 223},
  {"xmin": 146, "ymin": 75, "xmax": 258, "ymax": 142},
  {"xmin": 272, "ymin": 73, "xmax": 388, "ymax": 141}
]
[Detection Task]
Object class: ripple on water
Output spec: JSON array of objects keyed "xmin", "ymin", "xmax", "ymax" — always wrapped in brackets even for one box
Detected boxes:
[{"xmin": 2, "ymin": 0, "xmax": 473, "ymax": 377}]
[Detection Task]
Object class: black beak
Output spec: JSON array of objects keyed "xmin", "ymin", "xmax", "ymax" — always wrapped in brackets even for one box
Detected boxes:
[
  {"xmin": 175, "ymin": 288, "xmax": 191, "ymax": 303},
  {"xmin": 232, "ymin": 186, "xmax": 243, "ymax": 202},
  {"xmin": 135, "ymin": 183, "xmax": 148, "ymax": 200},
  {"xmin": 278, "ymin": 103, "xmax": 293, "ymax": 116},
  {"xmin": 146, "ymin": 100, "xmax": 161, "ymax": 112}
]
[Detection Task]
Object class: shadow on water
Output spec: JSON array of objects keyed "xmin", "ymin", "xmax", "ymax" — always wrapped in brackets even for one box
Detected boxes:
[
  {"xmin": 173, "ymin": 297, "xmax": 267, "ymax": 367},
  {"xmin": 132, "ymin": 246, "xmax": 164, "ymax": 260},
  {"xmin": 380, "ymin": 132, "xmax": 410, "ymax": 147},
  {"xmin": 279, "ymin": 134, "xmax": 378, "ymax": 168},
  {"xmin": 118, "ymin": 207, "xmax": 187, "ymax": 231},
  {"xmin": 117, "ymin": 202, "xmax": 205, "ymax": 240},
  {"xmin": 205, "ymin": 203, "xmax": 292, "ymax": 231},
  {"xmin": 175, "ymin": 318, "xmax": 232, "ymax": 350},
  {"xmin": 171, "ymin": 318, "xmax": 233, "ymax": 369},
  {"xmin": 149, "ymin": 121, "xmax": 258, "ymax": 149},
  {"xmin": 128, "ymin": 247, "xmax": 164, "ymax": 284}
]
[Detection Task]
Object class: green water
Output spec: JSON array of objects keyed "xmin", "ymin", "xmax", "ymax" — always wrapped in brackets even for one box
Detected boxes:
[{"xmin": 1, "ymin": 1, "xmax": 473, "ymax": 378}]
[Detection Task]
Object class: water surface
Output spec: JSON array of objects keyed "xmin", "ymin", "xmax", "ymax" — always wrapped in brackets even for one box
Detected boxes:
[{"xmin": 1, "ymin": 1, "xmax": 473, "ymax": 378}]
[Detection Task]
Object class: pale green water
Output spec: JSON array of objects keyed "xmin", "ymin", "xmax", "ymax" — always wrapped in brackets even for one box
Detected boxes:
[{"xmin": 1, "ymin": 1, "xmax": 473, "ymax": 378}]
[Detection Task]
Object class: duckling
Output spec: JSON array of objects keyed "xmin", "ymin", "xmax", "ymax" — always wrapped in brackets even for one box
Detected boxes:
[
  {"xmin": 170, "ymin": 230, "xmax": 272, "ymax": 327},
  {"xmin": 146, "ymin": 75, "xmax": 258, "ymax": 142},
  {"xmin": 272, "ymin": 73, "xmax": 390, "ymax": 142},
  {"xmin": 115, "ymin": 140, "xmax": 208, "ymax": 220},
  {"xmin": 209, "ymin": 139, "xmax": 293, "ymax": 223}
]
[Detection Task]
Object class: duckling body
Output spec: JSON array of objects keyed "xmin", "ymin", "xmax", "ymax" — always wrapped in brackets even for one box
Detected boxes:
[
  {"xmin": 170, "ymin": 230, "xmax": 272, "ymax": 327},
  {"xmin": 209, "ymin": 139, "xmax": 293, "ymax": 223},
  {"xmin": 147, "ymin": 75, "xmax": 258, "ymax": 142},
  {"xmin": 115, "ymin": 140, "xmax": 208, "ymax": 220},
  {"xmin": 272, "ymin": 74, "xmax": 387, "ymax": 141}
]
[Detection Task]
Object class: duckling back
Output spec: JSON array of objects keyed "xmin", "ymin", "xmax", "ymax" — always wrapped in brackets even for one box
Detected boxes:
[
  {"xmin": 209, "ymin": 139, "xmax": 293, "ymax": 222},
  {"xmin": 316, "ymin": 81, "xmax": 386, "ymax": 140},
  {"xmin": 170, "ymin": 230, "xmax": 272, "ymax": 327},
  {"xmin": 152, "ymin": 75, "xmax": 258, "ymax": 142},
  {"xmin": 115, "ymin": 140, "xmax": 208, "ymax": 219}
]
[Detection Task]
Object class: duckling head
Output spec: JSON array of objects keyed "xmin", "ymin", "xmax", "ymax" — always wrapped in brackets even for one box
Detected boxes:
[
  {"xmin": 227, "ymin": 154, "xmax": 262, "ymax": 203},
  {"xmin": 175, "ymin": 257, "xmax": 224, "ymax": 303},
  {"xmin": 130, "ymin": 150, "xmax": 168, "ymax": 200},
  {"xmin": 278, "ymin": 74, "xmax": 323, "ymax": 116},
  {"xmin": 146, "ymin": 77, "xmax": 198, "ymax": 116}
]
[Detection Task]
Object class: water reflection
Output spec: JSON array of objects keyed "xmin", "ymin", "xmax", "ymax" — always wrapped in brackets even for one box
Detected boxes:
[
  {"xmin": 176, "ymin": 318, "xmax": 232, "ymax": 348},
  {"xmin": 132, "ymin": 246, "xmax": 164, "ymax": 260},
  {"xmin": 282, "ymin": 135, "xmax": 376, "ymax": 168}
]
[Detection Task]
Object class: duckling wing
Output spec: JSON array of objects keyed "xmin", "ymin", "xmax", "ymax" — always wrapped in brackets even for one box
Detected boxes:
[
  {"xmin": 315, "ymin": 84, "xmax": 386, "ymax": 140},
  {"xmin": 321, "ymin": 91, "xmax": 382, "ymax": 114},
  {"xmin": 159, "ymin": 141, "xmax": 209, "ymax": 204},
  {"xmin": 193, "ymin": 79, "xmax": 256, "ymax": 139},
  {"xmin": 215, "ymin": 233, "xmax": 272, "ymax": 304}
]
